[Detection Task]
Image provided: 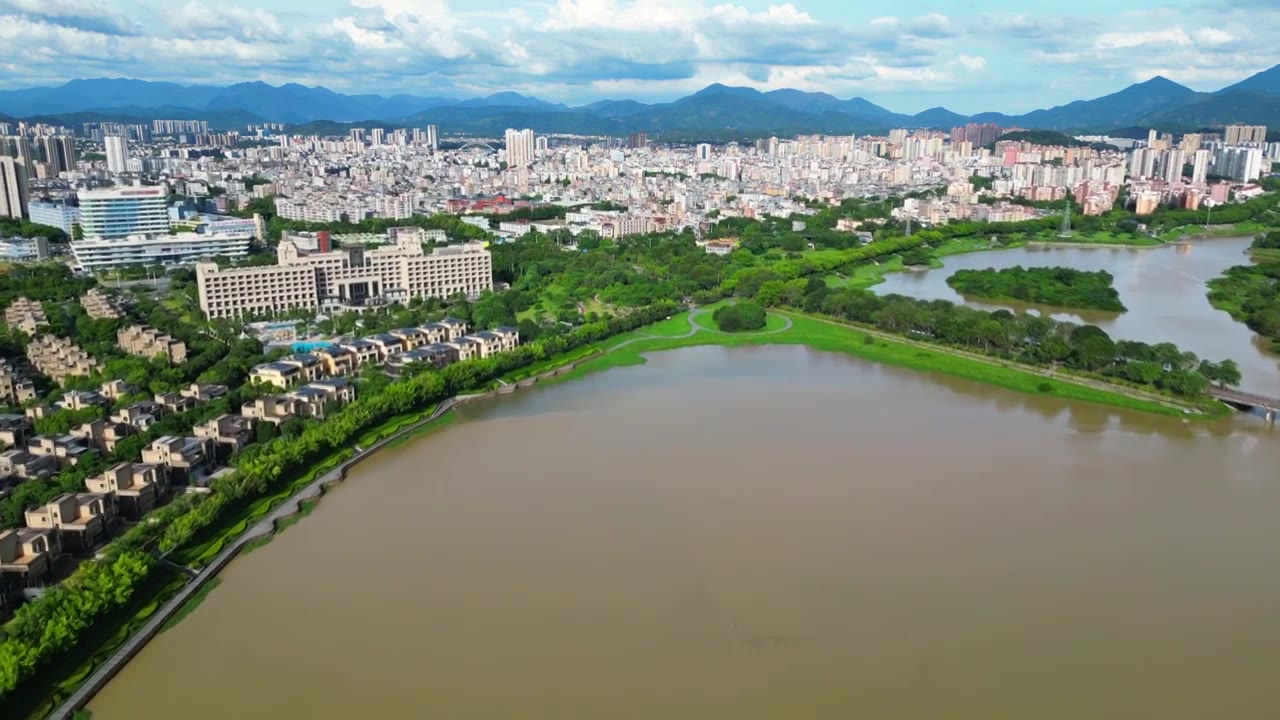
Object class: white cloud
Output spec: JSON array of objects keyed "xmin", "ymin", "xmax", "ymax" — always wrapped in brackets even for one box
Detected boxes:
[
  {"xmin": 164, "ymin": 2, "xmax": 288, "ymax": 42},
  {"xmin": 0, "ymin": 0, "xmax": 1278, "ymax": 112},
  {"xmin": 1095, "ymin": 29, "xmax": 1192, "ymax": 50},
  {"xmin": 1194, "ymin": 28, "xmax": 1234, "ymax": 46},
  {"xmin": 0, "ymin": 0, "xmax": 143, "ymax": 35}
]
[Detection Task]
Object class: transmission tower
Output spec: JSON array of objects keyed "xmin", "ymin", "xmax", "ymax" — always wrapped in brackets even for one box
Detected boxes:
[
  {"xmin": 904, "ymin": 217, "xmax": 913, "ymax": 236},
  {"xmin": 1059, "ymin": 197, "xmax": 1072, "ymax": 237}
]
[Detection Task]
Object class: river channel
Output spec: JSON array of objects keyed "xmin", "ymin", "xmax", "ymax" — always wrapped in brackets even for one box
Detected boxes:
[
  {"xmin": 91, "ymin": 344, "xmax": 1279, "ymax": 719},
  {"xmin": 874, "ymin": 237, "xmax": 1280, "ymax": 395}
]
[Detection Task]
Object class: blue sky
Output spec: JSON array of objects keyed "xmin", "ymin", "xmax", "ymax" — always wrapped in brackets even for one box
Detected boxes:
[{"xmin": 1, "ymin": 0, "xmax": 1277, "ymax": 114}]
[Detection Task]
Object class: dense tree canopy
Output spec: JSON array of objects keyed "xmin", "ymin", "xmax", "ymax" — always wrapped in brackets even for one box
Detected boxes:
[
  {"xmin": 946, "ymin": 266, "xmax": 1127, "ymax": 312},
  {"xmin": 712, "ymin": 302, "xmax": 767, "ymax": 332}
]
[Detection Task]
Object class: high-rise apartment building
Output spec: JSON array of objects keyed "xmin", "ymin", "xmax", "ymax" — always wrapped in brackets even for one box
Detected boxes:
[
  {"xmin": 950, "ymin": 123, "xmax": 1003, "ymax": 147},
  {"xmin": 1215, "ymin": 146, "xmax": 1264, "ymax": 182},
  {"xmin": 40, "ymin": 135, "xmax": 76, "ymax": 174},
  {"xmin": 1225, "ymin": 125, "xmax": 1268, "ymax": 145},
  {"xmin": 0, "ymin": 157, "xmax": 29, "ymax": 220},
  {"xmin": 627, "ymin": 132, "xmax": 648, "ymax": 149},
  {"xmin": 504, "ymin": 128, "xmax": 536, "ymax": 167},
  {"xmin": 696, "ymin": 143, "xmax": 712, "ymax": 161},
  {"xmin": 349, "ymin": 128, "xmax": 365, "ymax": 143},
  {"xmin": 1192, "ymin": 149, "xmax": 1212, "ymax": 184},
  {"xmin": 0, "ymin": 136, "xmax": 34, "ymax": 170},
  {"xmin": 78, "ymin": 186, "xmax": 170, "ymax": 239},
  {"xmin": 1160, "ymin": 149, "xmax": 1185, "ymax": 184},
  {"xmin": 152, "ymin": 120, "xmax": 207, "ymax": 135},
  {"xmin": 370, "ymin": 128, "xmax": 385, "ymax": 145},
  {"xmin": 426, "ymin": 124, "xmax": 439, "ymax": 151},
  {"xmin": 104, "ymin": 135, "xmax": 130, "ymax": 173}
]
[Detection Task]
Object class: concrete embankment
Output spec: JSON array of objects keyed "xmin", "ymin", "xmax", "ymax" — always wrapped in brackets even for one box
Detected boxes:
[{"xmin": 51, "ymin": 355, "xmax": 597, "ymax": 719}]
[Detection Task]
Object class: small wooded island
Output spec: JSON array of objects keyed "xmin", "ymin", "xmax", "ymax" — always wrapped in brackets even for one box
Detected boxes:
[{"xmin": 946, "ymin": 266, "xmax": 1127, "ymax": 312}]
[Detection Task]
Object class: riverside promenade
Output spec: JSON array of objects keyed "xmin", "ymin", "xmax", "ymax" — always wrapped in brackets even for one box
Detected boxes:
[{"xmin": 51, "ymin": 358, "xmax": 590, "ymax": 718}]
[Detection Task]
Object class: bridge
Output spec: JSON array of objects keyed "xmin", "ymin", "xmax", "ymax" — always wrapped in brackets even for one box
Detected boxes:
[{"xmin": 1208, "ymin": 387, "xmax": 1279, "ymax": 423}]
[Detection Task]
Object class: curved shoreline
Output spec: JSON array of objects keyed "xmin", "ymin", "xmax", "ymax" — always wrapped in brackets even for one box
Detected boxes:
[
  {"xmin": 51, "ymin": 358, "xmax": 597, "ymax": 719},
  {"xmin": 52, "ymin": 306, "xmax": 1214, "ymax": 716}
]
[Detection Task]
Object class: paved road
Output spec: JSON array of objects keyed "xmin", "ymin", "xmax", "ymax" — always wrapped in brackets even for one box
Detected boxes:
[{"xmin": 50, "ymin": 394, "xmax": 477, "ymax": 719}]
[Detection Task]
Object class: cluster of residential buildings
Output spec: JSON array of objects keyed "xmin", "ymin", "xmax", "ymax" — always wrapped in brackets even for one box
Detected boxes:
[
  {"xmin": 0, "ymin": 381, "xmax": 240, "ymax": 589},
  {"xmin": 4, "ymin": 297, "xmax": 47, "ymax": 335},
  {"xmin": 117, "ymin": 325, "xmax": 187, "ymax": 364},
  {"xmin": 81, "ymin": 287, "xmax": 125, "ymax": 319},
  {"xmin": 249, "ymin": 320, "xmax": 517, "ymax": 389},
  {"xmin": 25, "ymin": 335, "xmax": 100, "ymax": 384},
  {"xmin": 0, "ymin": 360, "xmax": 37, "ymax": 406},
  {"xmin": 0, "ymin": 311, "xmax": 522, "ymax": 595},
  {"xmin": 1, "ymin": 115, "xmax": 1276, "ymax": 283}
]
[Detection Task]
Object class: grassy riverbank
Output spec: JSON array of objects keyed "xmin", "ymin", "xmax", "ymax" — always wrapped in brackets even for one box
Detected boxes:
[
  {"xmin": 3, "ymin": 568, "xmax": 187, "ymax": 720},
  {"xmin": 553, "ymin": 309, "xmax": 1206, "ymax": 418},
  {"xmin": 1158, "ymin": 222, "xmax": 1277, "ymax": 243}
]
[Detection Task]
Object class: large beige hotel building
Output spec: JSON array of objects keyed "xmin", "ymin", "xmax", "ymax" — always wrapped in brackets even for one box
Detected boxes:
[{"xmin": 196, "ymin": 230, "xmax": 493, "ymax": 319}]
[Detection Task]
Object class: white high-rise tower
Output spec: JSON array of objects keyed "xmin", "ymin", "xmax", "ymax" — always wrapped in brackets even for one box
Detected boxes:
[
  {"xmin": 504, "ymin": 128, "xmax": 536, "ymax": 167},
  {"xmin": 105, "ymin": 135, "xmax": 130, "ymax": 173}
]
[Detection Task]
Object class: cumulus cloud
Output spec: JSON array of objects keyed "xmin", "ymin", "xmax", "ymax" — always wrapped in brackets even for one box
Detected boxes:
[
  {"xmin": 1, "ymin": 0, "xmax": 1279, "ymax": 112},
  {"xmin": 0, "ymin": 0, "xmax": 143, "ymax": 36},
  {"xmin": 163, "ymin": 2, "xmax": 288, "ymax": 42}
]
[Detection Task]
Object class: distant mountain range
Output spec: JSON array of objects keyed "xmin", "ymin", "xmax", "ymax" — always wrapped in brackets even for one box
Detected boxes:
[{"xmin": 3, "ymin": 65, "xmax": 1280, "ymax": 139}]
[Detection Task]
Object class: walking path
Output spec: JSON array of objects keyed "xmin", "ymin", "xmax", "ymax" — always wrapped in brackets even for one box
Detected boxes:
[
  {"xmin": 53, "ymin": 343, "xmax": 608, "ymax": 719},
  {"xmin": 608, "ymin": 307, "xmax": 793, "ymax": 351},
  {"xmin": 50, "ymin": 393, "xmax": 481, "ymax": 719}
]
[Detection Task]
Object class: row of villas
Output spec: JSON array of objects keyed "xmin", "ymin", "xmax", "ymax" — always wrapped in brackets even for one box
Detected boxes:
[
  {"xmin": 0, "ymin": 382, "xmax": 240, "ymax": 591},
  {"xmin": 1, "ymin": 322, "xmax": 522, "ymax": 601},
  {"xmin": 249, "ymin": 320, "xmax": 519, "ymax": 390}
]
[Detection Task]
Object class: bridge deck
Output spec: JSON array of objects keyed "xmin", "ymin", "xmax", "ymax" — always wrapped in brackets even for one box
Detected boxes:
[{"xmin": 1208, "ymin": 387, "xmax": 1280, "ymax": 410}]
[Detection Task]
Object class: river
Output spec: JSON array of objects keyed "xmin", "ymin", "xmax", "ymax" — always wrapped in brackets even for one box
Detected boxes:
[
  {"xmin": 873, "ymin": 237, "xmax": 1280, "ymax": 395},
  {"xmin": 91, "ymin": 344, "xmax": 1280, "ymax": 719}
]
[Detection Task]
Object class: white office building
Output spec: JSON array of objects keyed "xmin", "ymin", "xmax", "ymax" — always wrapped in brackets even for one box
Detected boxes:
[
  {"xmin": 27, "ymin": 200, "xmax": 80, "ymax": 234},
  {"xmin": 0, "ymin": 236, "xmax": 50, "ymax": 261},
  {"xmin": 72, "ymin": 233, "xmax": 252, "ymax": 270},
  {"xmin": 72, "ymin": 186, "xmax": 252, "ymax": 270},
  {"xmin": 79, "ymin": 186, "xmax": 170, "ymax": 239},
  {"xmin": 104, "ymin": 135, "xmax": 130, "ymax": 174}
]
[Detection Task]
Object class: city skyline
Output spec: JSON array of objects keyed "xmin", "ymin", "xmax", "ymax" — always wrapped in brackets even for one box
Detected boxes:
[{"xmin": 1, "ymin": 0, "xmax": 1279, "ymax": 115}]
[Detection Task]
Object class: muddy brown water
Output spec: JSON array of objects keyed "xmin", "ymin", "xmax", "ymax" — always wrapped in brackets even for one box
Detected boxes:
[{"xmin": 91, "ymin": 344, "xmax": 1280, "ymax": 720}]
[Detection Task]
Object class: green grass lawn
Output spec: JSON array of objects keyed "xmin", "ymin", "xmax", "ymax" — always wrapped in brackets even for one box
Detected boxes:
[
  {"xmin": 554, "ymin": 309, "xmax": 1199, "ymax": 418},
  {"xmin": 639, "ymin": 312, "xmax": 699, "ymax": 337},
  {"xmin": 1038, "ymin": 230, "xmax": 1164, "ymax": 247},
  {"xmin": 1248, "ymin": 247, "xmax": 1280, "ymax": 261},
  {"xmin": 934, "ymin": 236, "xmax": 1021, "ymax": 257},
  {"xmin": 1157, "ymin": 222, "xmax": 1277, "ymax": 243},
  {"xmin": 825, "ymin": 256, "xmax": 907, "ymax": 290}
]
